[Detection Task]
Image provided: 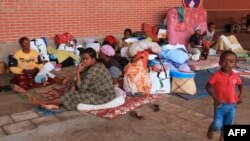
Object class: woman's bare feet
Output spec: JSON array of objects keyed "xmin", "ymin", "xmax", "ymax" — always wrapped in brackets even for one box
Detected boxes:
[
  {"xmin": 41, "ymin": 104, "xmax": 59, "ymax": 110},
  {"xmin": 13, "ymin": 85, "xmax": 26, "ymax": 93},
  {"xmin": 52, "ymin": 87, "xmax": 65, "ymax": 95},
  {"xmin": 31, "ymin": 96, "xmax": 44, "ymax": 106},
  {"xmin": 54, "ymin": 76, "xmax": 71, "ymax": 86},
  {"xmin": 42, "ymin": 81, "xmax": 51, "ymax": 87},
  {"xmin": 62, "ymin": 76, "xmax": 71, "ymax": 86}
]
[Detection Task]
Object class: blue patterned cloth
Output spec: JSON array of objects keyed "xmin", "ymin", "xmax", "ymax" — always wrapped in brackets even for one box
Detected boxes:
[{"xmin": 33, "ymin": 107, "xmax": 64, "ymax": 116}]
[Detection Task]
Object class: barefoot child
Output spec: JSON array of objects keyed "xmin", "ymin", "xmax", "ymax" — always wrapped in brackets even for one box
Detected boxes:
[{"xmin": 206, "ymin": 50, "xmax": 244, "ymax": 141}]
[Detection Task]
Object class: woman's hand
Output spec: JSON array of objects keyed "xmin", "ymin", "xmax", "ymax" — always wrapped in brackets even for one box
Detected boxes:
[
  {"xmin": 22, "ymin": 68, "xmax": 38, "ymax": 75},
  {"xmin": 28, "ymin": 68, "xmax": 39, "ymax": 75},
  {"xmin": 76, "ymin": 63, "xmax": 86, "ymax": 87},
  {"xmin": 77, "ymin": 63, "xmax": 86, "ymax": 74}
]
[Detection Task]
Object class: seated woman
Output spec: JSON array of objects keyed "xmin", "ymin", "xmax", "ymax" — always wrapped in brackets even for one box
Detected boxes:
[
  {"xmin": 9, "ymin": 37, "xmax": 45, "ymax": 93},
  {"xmin": 189, "ymin": 26, "xmax": 210, "ymax": 61},
  {"xmin": 99, "ymin": 45, "xmax": 123, "ymax": 87},
  {"xmin": 31, "ymin": 48, "xmax": 116, "ymax": 111},
  {"xmin": 216, "ymin": 35, "xmax": 245, "ymax": 53},
  {"xmin": 10, "ymin": 37, "xmax": 69, "ymax": 93}
]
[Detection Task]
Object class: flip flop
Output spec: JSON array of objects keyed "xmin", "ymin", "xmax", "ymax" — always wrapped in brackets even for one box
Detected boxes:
[
  {"xmin": 151, "ymin": 104, "xmax": 160, "ymax": 112},
  {"xmin": 3, "ymin": 85, "xmax": 11, "ymax": 92},
  {"xmin": 0, "ymin": 85, "xmax": 12, "ymax": 93},
  {"xmin": 0, "ymin": 86, "xmax": 3, "ymax": 92},
  {"xmin": 129, "ymin": 111, "xmax": 144, "ymax": 120}
]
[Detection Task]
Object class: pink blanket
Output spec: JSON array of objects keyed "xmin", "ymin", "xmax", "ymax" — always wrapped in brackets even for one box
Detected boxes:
[
  {"xmin": 167, "ymin": 8, "xmax": 207, "ymax": 48},
  {"xmin": 88, "ymin": 95, "xmax": 160, "ymax": 119},
  {"xmin": 188, "ymin": 56, "xmax": 219, "ymax": 71}
]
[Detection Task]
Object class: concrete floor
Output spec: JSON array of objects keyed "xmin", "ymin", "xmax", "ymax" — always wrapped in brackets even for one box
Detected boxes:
[{"xmin": 0, "ymin": 33, "xmax": 249, "ymax": 141}]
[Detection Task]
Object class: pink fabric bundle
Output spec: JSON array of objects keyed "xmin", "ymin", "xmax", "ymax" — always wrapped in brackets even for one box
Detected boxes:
[
  {"xmin": 167, "ymin": 8, "xmax": 207, "ymax": 48},
  {"xmin": 101, "ymin": 45, "xmax": 115, "ymax": 57}
]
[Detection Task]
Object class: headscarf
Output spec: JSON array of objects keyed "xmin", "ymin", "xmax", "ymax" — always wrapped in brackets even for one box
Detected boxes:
[{"xmin": 100, "ymin": 45, "xmax": 115, "ymax": 57}]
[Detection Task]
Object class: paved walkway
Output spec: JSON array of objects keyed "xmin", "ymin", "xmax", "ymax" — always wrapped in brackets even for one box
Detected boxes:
[
  {"xmin": 0, "ymin": 33, "xmax": 249, "ymax": 141},
  {"xmin": 0, "ymin": 85, "xmax": 249, "ymax": 141}
]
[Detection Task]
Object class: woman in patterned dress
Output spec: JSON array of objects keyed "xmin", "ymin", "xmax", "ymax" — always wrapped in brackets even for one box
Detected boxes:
[{"xmin": 31, "ymin": 48, "xmax": 116, "ymax": 110}]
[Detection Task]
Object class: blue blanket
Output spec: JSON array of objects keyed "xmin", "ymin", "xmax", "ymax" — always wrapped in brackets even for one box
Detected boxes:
[{"xmin": 175, "ymin": 68, "xmax": 250, "ymax": 100}]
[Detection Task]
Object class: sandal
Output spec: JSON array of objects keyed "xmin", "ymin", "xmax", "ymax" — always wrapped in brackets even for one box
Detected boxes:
[
  {"xmin": 151, "ymin": 104, "xmax": 160, "ymax": 112},
  {"xmin": 0, "ymin": 85, "xmax": 12, "ymax": 93},
  {"xmin": 3, "ymin": 85, "xmax": 11, "ymax": 92},
  {"xmin": 129, "ymin": 111, "xmax": 144, "ymax": 120}
]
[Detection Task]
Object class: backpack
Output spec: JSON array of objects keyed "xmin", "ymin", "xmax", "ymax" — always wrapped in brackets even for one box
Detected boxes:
[{"xmin": 55, "ymin": 32, "xmax": 74, "ymax": 45}]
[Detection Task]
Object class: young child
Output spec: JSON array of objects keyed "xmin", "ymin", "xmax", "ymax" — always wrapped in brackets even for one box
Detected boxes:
[
  {"xmin": 203, "ymin": 22, "xmax": 218, "ymax": 49},
  {"xmin": 189, "ymin": 26, "xmax": 210, "ymax": 60},
  {"xmin": 206, "ymin": 50, "xmax": 244, "ymax": 141},
  {"xmin": 123, "ymin": 28, "xmax": 132, "ymax": 41}
]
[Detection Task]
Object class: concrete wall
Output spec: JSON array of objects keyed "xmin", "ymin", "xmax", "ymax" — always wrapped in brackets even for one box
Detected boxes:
[{"xmin": 204, "ymin": 0, "xmax": 250, "ymax": 30}]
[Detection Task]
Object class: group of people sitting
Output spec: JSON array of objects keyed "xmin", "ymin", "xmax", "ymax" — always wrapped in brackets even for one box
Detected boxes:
[
  {"xmin": 9, "ymin": 29, "xmax": 134, "ymax": 110},
  {"xmin": 189, "ymin": 22, "xmax": 248, "ymax": 61},
  {"xmin": 8, "ymin": 21, "xmax": 246, "ymax": 111}
]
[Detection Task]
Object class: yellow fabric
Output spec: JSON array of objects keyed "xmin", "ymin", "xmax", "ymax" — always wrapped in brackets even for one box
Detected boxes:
[
  {"xmin": 47, "ymin": 47, "xmax": 79, "ymax": 63},
  {"xmin": 10, "ymin": 49, "xmax": 44, "ymax": 74},
  {"xmin": 216, "ymin": 35, "xmax": 245, "ymax": 53}
]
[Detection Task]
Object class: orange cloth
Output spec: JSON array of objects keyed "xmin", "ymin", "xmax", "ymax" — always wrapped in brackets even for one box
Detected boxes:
[{"xmin": 124, "ymin": 51, "xmax": 151, "ymax": 94}]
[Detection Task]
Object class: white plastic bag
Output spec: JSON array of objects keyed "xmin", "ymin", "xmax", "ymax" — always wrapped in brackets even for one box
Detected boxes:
[{"xmin": 149, "ymin": 70, "xmax": 170, "ymax": 94}]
